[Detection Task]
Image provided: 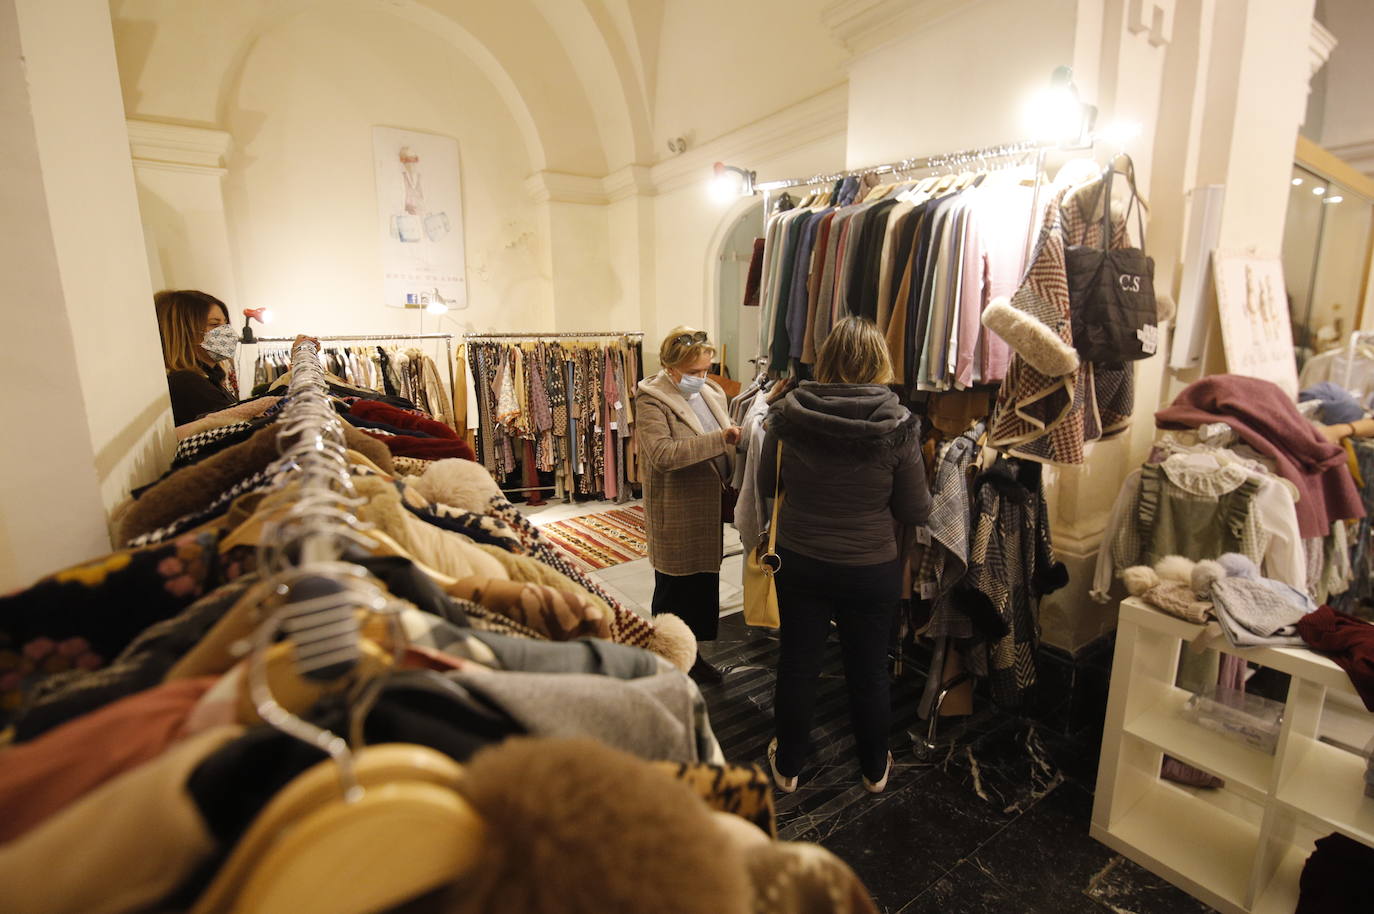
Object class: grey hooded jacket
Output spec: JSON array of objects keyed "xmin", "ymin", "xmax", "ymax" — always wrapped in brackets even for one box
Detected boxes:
[{"xmin": 758, "ymin": 382, "xmax": 930, "ymax": 565}]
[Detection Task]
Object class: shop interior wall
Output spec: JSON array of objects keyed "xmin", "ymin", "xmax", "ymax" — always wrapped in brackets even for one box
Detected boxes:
[
  {"xmin": 844, "ymin": 0, "xmax": 1080, "ymax": 167},
  {"xmin": 219, "ymin": 5, "xmax": 552, "ymax": 339}
]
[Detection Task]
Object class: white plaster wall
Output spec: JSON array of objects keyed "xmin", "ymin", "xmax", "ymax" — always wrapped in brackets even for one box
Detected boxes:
[
  {"xmin": 220, "ymin": 5, "xmax": 552, "ymax": 340},
  {"xmin": 653, "ymin": 0, "xmax": 846, "ymax": 155},
  {"xmin": 845, "ymin": 0, "xmax": 1079, "ymax": 167},
  {"xmin": 650, "ymin": 130, "xmax": 847, "ymax": 371},
  {"xmin": 135, "ymin": 165, "xmax": 239, "ymax": 302}
]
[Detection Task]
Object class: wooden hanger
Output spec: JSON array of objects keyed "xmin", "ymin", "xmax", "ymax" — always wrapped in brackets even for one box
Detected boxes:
[{"xmin": 191, "ymin": 744, "xmax": 483, "ymax": 914}]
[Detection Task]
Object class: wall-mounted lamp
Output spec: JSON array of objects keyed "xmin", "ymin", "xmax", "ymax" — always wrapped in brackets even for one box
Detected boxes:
[
  {"xmin": 711, "ymin": 162, "xmax": 756, "ymax": 203},
  {"xmin": 240, "ymin": 307, "xmax": 273, "ymax": 343},
  {"xmin": 1023, "ymin": 66, "xmax": 1097, "ymax": 147}
]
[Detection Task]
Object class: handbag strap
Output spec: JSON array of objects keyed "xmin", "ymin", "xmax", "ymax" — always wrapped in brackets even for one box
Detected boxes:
[
  {"xmin": 765, "ymin": 441, "xmax": 783, "ymax": 555},
  {"xmin": 1098, "ymin": 157, "xmax": 1148, "ymax": 254}
]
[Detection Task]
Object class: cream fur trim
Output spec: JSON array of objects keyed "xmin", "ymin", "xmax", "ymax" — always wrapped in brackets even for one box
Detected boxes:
[
  {"xmin": 648, "ymin": 613, "xmax": 697, "ymax": 673},
  {"xmin": 981, "ymin": 297, "xmax": 1080, "ymax": 377},
  {"xmin": 413, "ymin": 457, "xmax": 503, "ymax": 512}
]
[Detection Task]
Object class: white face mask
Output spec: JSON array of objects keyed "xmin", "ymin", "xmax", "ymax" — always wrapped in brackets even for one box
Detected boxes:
[
  {"xmin": 676, "ymin": 374, "xmax": 706, "ymax": 397},
  {"xmin": 202, "ymin": 324, "xmax": 240, "ymax": 361}
]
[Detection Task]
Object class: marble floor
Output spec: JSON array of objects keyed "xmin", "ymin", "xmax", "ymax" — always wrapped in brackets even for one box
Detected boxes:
[
  {"xmin": 698, "ymin": 616, "xmax": 1218, "ymax": 914},
  {"xmin": 521, "ymin": 499, "xmax": 1214, "ymax": 913}
]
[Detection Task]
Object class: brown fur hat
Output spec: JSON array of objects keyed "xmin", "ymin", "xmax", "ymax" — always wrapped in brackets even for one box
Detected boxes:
[{"xmin": 444, "ymin": 738, "xmax": 750, "ymax": 914}]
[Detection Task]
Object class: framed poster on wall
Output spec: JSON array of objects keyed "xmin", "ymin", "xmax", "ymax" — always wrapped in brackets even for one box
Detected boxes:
[
  {"xmin": 373, "ymin": 126, "xmax": 468, "ymax": 310},
  {"xmin": 1212, "ymin": 250, "xmax": 1299, "ymax": 397}
]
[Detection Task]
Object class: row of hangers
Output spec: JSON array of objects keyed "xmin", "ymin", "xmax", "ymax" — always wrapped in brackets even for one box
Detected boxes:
[
  {"xmin": 190, "ymin": 339, "xmax": 485, "ymax": 914},
  {"xmin": 788, "ymin": 148, "xmax": 1041, "ymax": 210}
]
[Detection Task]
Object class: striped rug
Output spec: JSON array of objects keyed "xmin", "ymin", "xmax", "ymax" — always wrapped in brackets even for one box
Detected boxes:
[{"xmin": 541, "ymin": 505, "xmax": 649, "ymax": 572}]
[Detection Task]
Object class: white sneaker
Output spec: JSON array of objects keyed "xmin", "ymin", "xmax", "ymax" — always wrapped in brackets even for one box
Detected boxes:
[
  {"xmin": 863, "ymin": 752, "xmax": 894, "ymax": 794},
  {"xmin": 767, "ymin": 738, "xmax": 798, "ymax": 793}
]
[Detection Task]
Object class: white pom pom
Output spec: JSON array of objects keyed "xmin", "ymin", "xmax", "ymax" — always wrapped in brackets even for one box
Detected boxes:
[
  {"xmin": 1191, "ymin": 559, "xmax": 1226, "ymax": 596},
  {"xmin": 1155, "ymin": 555, "xmax": 1196, "ymax": 585},
  {"xmin": 1122, "ymin": 566, "xmax": 1160, "ymax": 596}
]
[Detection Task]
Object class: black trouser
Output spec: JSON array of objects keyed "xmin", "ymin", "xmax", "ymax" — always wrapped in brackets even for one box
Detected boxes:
[
  {"xmin": 651, "ymin": 571, "xmax": 720, "ymax": 642},
  {"xmin": 772, "ymin": 547, "xmax": 899, "ymax": 781}
]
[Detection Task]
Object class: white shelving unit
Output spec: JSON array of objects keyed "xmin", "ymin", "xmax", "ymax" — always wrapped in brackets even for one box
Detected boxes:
[{"xmin": 1092, "ymin": 598, "xmax": 1374, "ymax": 914}]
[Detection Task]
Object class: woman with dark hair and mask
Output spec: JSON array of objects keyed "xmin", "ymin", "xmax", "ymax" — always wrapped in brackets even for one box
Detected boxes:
[
  {"xmin": 635, "ymin": 326, "xmax": 742, "ymax": 683},
  {"xmin": 760, "ymin": 316, "xmax": 932, "ymax": 795},
  {"xmin": 153, "ymin": 289, "xmax": 241, "ymax": 425}
]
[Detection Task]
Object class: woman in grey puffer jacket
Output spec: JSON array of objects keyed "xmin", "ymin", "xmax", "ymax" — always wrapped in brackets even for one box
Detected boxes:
[{"xmin": 758, "ymin": 317, "xmax": 931, "ymax": 794}]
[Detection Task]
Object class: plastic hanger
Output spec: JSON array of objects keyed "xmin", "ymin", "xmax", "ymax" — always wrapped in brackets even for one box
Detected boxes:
[{"xmin": 190, "ymin": 567, "xmax": 483, "ymax": 914}]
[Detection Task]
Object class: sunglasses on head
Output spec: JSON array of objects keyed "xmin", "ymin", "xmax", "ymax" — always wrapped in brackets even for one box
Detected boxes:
[{"xmin": 674, "ymin": 331, "xmax": 708, "ymax": 347}]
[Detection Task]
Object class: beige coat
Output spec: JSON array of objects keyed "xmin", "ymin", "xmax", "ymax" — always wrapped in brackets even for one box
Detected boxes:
[{"xmin": 636, "ymin": 371, "xmax": 736, "ymax": 576}]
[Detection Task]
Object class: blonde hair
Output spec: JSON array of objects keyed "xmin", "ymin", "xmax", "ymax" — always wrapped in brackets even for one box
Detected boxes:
[
  {"xmin": 154, "ymin": 289, "xmax": 229, "ymax": 373},
  {"xmin": 658, "ymin": 325, "xmax": 716, "ymax": 369},
  {"xmin": 815, "ymin": 316, "xmax": 895, "ymax": 385}
]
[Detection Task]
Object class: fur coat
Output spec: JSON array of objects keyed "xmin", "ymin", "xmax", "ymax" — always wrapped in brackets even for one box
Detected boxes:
[{"xmin": 635, "ymin": 371, "xmax": 735, "ymax": 576}]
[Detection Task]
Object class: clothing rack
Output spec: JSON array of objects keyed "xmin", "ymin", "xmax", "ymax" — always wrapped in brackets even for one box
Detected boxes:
[
  {"xmin": 751, "ymin": 138, "xmax": 1048, "ymax": 192},
  {"xmin": 252, "ymin": 338, "xmax": 382, "ymax": 792},
  {"xmin": 462, "ymin": 330, "xmax": 644, "ymax": 341},
  {"xmin": 464, "ymin": 331, "xmax": 644, "ymax": 503},
  {"xmin": 251, "ymin": 332, "xmax": 457, "ymax": 430}
]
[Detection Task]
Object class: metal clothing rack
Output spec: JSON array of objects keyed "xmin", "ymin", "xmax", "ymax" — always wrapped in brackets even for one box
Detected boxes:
[
  {"xmin": 462, "ymin": 330, "xmax": 644, "ymax": 502},
  {"xmin": 251, "ymin": 332, "xmax": 457, "ymax": 431},
  {"xmin": 752, "ymin": 138, "xmax": 1048, "ymax": 193},
  {"xmin": 461, "ymin": 330, "xmax": 644, "ymax": 341}
]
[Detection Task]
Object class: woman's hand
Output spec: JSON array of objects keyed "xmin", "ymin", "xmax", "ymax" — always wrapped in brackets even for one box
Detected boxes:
[
  {"xmin": 289, "ymin": 334, "xmax": 319, "ymax": 357},
  {"xmin": 723, "ymin": 425, "xmax": 743, "ymax": 447}
]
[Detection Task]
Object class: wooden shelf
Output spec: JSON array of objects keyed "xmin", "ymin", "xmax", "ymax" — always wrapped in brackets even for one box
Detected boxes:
[
  {"xmin": 1124, "ymin": 687, "xmax": 1274, "ymax": 801},
  {"xmin": 1094, "ymin": 783, "xmax": 1257, "ymax": 913},
  {"xmin": 1276, "ymin": 736, "xmax": 1374, "ymax": 846}
]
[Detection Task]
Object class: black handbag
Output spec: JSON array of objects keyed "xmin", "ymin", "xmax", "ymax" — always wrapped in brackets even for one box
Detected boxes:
[{"xmin": 1065, "ymin": 160, "xmax": 1159, "ymax": 362}]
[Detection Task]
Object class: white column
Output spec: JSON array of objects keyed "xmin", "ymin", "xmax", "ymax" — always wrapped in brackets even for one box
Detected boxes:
[
  {"xmin": 127, "ymin": 119, "xmax": 239, "ymax": 304},
  {"xmin": 0, "ymin": 0, "xmax": 173, "ymax": 590}
]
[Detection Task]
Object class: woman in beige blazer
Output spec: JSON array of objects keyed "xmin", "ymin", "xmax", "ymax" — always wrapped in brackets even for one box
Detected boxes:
[{"xmin": 635, "ymin": 327, "xmax": 741, "ymax": 682}]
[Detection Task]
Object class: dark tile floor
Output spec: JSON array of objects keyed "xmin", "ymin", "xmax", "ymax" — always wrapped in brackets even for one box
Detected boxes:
[{"xmin": 698, "ymin": 615, "xmax": 1216, "ymax": 914}]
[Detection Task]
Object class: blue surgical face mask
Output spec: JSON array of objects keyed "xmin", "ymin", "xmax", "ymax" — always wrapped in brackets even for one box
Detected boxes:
[{"xmin": 676, "ymin": 374, "xmax": 706, "ymax": 397}]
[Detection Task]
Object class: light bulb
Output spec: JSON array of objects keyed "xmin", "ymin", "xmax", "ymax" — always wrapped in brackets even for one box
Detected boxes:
[
  {"xmin": 1292, "ymin": 177, "xmax": 1304, "ymax": 186},
  {"xmin": 426, "ymin": 300, "xmax": 449, "ymax": 314},
  {"xmin": 1313, "ymin": 186, "xmax": 1326, "ymax": 195},
  {"xmin": 259, "ymin": 308, "xmax": 274, "ymax": 324},
  {"xmin": 1324, "ymin": 195, "xmax": 1343, "ymax": 204},
  {"xmin": 710, "ymin": 173, "xmax": 743, "ymax": 203},
  {"xmin": 1023, "ymin": 86, "xmax": 1084, "ymax": 142}
]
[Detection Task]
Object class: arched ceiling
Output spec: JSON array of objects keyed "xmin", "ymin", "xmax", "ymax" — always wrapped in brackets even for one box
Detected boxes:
[{"xmin": 110, "ymin": 0, "xmax": 659, "ymax": 177}]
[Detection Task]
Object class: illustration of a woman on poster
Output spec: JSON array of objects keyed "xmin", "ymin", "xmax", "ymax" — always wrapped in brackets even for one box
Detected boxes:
[{"xmin": 393, "ymin": 146, "xmax": 450, "ymax": 244}]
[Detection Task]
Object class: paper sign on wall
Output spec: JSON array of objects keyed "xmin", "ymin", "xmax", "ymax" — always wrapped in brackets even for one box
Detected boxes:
[
  {"xmin": 373, "ymin": 126, "xmax": 468, "ymax": 310},
  {"xmin": 1212, "ymin": 250, "xmax": 1299, "ymax": 397}
]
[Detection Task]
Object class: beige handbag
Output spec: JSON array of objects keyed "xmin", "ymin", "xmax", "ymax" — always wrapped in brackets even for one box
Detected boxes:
[{"xmin": 742, "ymin": 442, "xmax": 783, "ymax": 628}]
